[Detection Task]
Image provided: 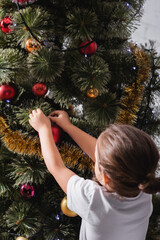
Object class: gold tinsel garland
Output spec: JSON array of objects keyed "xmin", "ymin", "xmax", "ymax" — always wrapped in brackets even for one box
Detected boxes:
[
  {"xmin": 0, "ymin": 116, "xmax": 94, "ymax": 171},
  {"xmin": 0, "ymin": 116, "xmax": 42, "ymax": 157},
  {"xmin": 116, "ymin": 43, "xmax": 151, "ymax": 124},
  {"xmin": 0, "ymin": 44, "xmax": 150, "ymax": 172},
  {"xmin": 59, "ymin": 143, "xmax": 94, "ymax": 172}
]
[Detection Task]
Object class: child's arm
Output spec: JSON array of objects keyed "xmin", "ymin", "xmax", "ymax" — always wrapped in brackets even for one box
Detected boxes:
[
  {"xmin": 29, "ymin": 108, "xmax": 76, "ymax": 193},
  {"xmin": 48, "ymin": 110, "xmax": 97, "ymax": 162}
]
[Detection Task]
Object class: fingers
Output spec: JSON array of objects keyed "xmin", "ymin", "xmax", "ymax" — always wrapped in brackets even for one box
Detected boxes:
[
  {"xmin": 29, "ymin": 108, "xmax": 42, "ymax": 119},
  {"xmin": 36, "ymin": 108, "xmax": 41, "ymax": 113},
  {"xmin": 48, "ymin": 110, "xmax": 62, "ymax": 124},
  {"xmin": 30, "ymin": 108, "xmax": 41, "ymax": 114},
  {"xmin": 48, "ymin": 116, "xmax": 57, "ymax": 123},
  {"xmin": 29, "ymin": 113, "xmax": 33, "ymax": 119},
  {"xmin": 49, "ymin": 110, "xmax": 62, "ymax": 117},
  {"xmin": 32, "ymin": 109, "xmax": 37, "ymax": 116}
]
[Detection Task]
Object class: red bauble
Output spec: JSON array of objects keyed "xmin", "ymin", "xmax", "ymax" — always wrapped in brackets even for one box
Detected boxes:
[
  {"xmin": 51, "ymin": 124, "xmax": 62, "ymax": 144},
  {"xmin": 0, "ymin": 83, "xmax": 16, "ymax": 100},
  {"xmin": 20, "ymin": 183, "xmax": 35, "ymax": 198},
  {"xmin": 32, "ymin": 82, "xmax": 48, "ymax": 97},
  {"xmin": 0, "ymin": 17, "xmax": 13, "ymax": 34},
  {"xmin": 79, "ymin": 40, "xmax": 97, "ymax": 57},
  {"xmin": 11, "ymin": 0, "xmax": 38, "ymax": 5}
]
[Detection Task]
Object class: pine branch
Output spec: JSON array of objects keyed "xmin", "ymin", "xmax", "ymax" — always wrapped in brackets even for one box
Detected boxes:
[
  {"xmin": 5, "ymin": 202, "xmax": 42, "ymax": 238},
  {"xmin": 0, "ymin": 48, "xmax": 28, "ymax": 82},
  {"xmin": 8, "ymin": 156, "xmax": 48, "ymax": 186},
  {"xmin": 72, "ymin": 55, "xmax": 111, "ymax": 95},
  {"xmin": 66, "ymin": 8, "xmax": 98, "ymax": 41},
  {"xmin": 13, "ymin": 6, "xmax": 54, "ymax": 48},
  {"xmin": 28, "ymin": 47, "xmax": 65, "ymax": 82},
  {"xmin": 84, "ymin": 92, "xmax": 119, "ymax": 127}
]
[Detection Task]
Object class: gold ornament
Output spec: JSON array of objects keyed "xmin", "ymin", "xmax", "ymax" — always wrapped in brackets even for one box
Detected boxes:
[
  {"xmin": 25, "ymin": 38, "xmax": 40, "ymax": 53},
  {"xmin": 61, "ymin": 196, "xmax": 77, "ymax": 217},
  {"xmin": 86, "ymin": 85, "xmax": 99, "ymax": 98},
  {"xmin": 16, "ymin": 237, "xmax": 28, "ymax": 240}
]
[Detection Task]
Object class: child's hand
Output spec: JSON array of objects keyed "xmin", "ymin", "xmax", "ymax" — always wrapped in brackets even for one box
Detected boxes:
[
  {"xmin": 29, "ymin": 108, "xmax": 51, "ymax": 132},
  {"xmin": 48, "ymin": 110, "xmax": 71, "ymax": 132}
]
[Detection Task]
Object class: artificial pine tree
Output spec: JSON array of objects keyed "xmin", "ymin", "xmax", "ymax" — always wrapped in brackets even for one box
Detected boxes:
[{"xmin": 0, "ymin": 0, "xmax": 160, "ymax": 239}]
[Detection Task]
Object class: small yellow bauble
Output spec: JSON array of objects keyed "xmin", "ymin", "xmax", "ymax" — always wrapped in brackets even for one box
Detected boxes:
[
  {"xmin": 86, "ymin": 85, "xmax": 99, "ymax": 98},
  {"xmin": 25, "ymin": 38, "xmax": 40, "ymax": 53},
  {"xmin": 16, "ymin": 237, "xmax": 28, "ymax": 240},
  {"xmin": 61, "ymin": 196, "xmax": 77, "ymax": 217}
]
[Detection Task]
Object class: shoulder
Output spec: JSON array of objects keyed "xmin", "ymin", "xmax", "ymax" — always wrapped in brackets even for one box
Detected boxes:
[
  {"xmin": 67, "ymin": 175, "xmax": 109, "ymax": 221},
  {"xmin": 67, "ymin": 175, "xmax": 100, "ymax": 199}
]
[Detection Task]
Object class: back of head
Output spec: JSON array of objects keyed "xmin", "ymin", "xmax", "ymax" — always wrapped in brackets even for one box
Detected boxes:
[{"xmin": 96, "ymin": 124, "xmax": 160, "ymax": 197}]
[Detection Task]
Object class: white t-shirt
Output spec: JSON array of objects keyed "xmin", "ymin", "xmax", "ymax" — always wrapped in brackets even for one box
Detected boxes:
[{"xmin": 67, "ymin": 175, "xmax": 153, "ymax": 240}]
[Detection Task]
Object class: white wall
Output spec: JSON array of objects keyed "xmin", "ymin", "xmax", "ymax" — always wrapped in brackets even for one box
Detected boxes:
[{"xmin": 131, "ymin": 0, "xmax": 160, "ymax": 53}]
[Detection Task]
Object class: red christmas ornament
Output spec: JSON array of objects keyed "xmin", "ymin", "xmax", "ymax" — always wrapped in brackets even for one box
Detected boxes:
[
  {"xmin": 79, "ymin": 40, "xmax": 97, "ymax": 57},
  {"xmin": 51, "ymin": 124, "xmax": 62, "ymax": 144},
  {"xmin": 11, "ymin": 0, "xmax": 38, "ymax": 5},
  {"xmin": 0, "ymin": 83, "xmax": 16, "ymax": 100},
  {"xmin": 20, "ymin": 183, "xmax": 35, "ymax": 198},
  {"xmin": 32, "ymin": 82, "xmax": 48, "ymax": 97},
  {"xmin": 0, "ymin": 17, "xmax": 13, "ymax": 34}
]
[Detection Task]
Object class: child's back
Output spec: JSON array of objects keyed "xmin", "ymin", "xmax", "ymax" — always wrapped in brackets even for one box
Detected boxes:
[
  {"xmin": 67, "ymin": 175, "xmax": 152, "ymax": 240},
  {"xmin": 67, "ymin": 124, "xmax": 160, "ymax": 240}
]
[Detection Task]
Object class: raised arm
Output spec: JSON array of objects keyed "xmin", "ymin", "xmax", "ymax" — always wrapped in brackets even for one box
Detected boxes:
[
  {"xmin": 48, "ymin": 110, "xmax": 97, "ymax": 162},
  {"xmin": 29, "ymin": 109, "xmax": 76, "ymax": 194}
]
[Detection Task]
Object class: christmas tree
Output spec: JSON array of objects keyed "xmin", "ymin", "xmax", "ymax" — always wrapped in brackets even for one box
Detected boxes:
[{"xmin": 0, "ymin": 0, "xmax": 160, "ymax": 239}]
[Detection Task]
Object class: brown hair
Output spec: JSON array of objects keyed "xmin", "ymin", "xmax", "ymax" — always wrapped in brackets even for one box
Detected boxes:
[{"xmin": 96, "ymin": 124, "xmax": 160, "ymax": 197}]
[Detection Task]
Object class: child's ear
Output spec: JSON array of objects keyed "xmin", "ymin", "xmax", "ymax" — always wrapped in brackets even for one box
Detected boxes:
[{"xmin": 103, "ymin": 171, "xmax": 110, "ymax": 185}]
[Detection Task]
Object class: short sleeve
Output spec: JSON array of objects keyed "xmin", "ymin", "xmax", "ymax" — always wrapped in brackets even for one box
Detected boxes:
[{"xmin": 67, "ymin": 175, "xmax": 109, "ymax": 223}]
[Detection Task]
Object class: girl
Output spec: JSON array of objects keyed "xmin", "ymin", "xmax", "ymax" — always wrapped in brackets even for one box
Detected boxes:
[{"xmin": 29, "ymin": 108, "xmax": 160, "ymax": 240}]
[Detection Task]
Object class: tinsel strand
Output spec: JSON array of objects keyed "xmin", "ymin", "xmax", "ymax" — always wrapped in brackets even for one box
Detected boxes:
[
  {"xmin": 0, "ymin": 116, "xmax": 94, "ymax": 171},
  {"xmin": 0, "ymin": 116, "xmax": 42, "ymax": 157},
  {"xmin": 116, "ymin": 43, "xmax": 151, "ymax": 124},
  {"xmin": 59, "ymin": 142, "xmax": 94, "ymax": 172}
]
